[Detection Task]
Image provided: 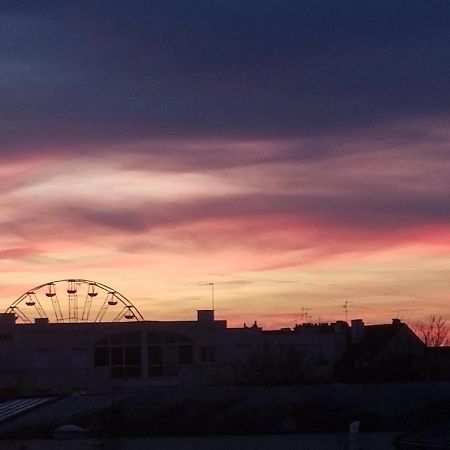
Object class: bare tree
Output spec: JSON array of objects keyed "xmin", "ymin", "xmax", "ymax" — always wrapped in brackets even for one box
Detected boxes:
[{"xmin": 412, "ymin": 315, "xmax": 449, "ymax": 347}]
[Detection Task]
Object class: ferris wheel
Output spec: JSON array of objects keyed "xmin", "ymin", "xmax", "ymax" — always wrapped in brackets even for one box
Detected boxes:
[{"xmin": 5, "ymin": 279, "xmax": 144, "ymax": 323}]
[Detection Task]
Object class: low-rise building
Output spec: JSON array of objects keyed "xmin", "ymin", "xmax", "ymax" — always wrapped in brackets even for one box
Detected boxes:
[{"xmin": 0, "ymin": 311, "xmax": 426, "ymax": 396}]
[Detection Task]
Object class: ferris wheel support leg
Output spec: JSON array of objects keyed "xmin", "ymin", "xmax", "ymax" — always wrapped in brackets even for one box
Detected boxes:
[{"xmin": 113, "ymin": 307, "xmax": 127, "ymax": 322}]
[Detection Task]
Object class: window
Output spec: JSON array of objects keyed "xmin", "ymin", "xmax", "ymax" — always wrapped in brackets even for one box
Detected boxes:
[
  {"xmin": 147, "ymin": 332, "xmax": 193, "ymax": 377},
  {"xmin": 125, "ymin": 346, "xmax": 141, "ymax": 365},
  {"xmin": 148, "ymin": 345, "xmax": 163, "ymax": 365},
  {"xmin": 95, "ymin": 347, "xmax": 109, "ymax": 366},
  {"xmin": 201, "ymin": 345, "xmax": 216, "ymax": 363},
  {"xmin": 94, "ymin": 332, "xmax": 142, "ymax": 378},
  {"xmin": 111, "ymin": 347, "xmax": 124, "ymax": 365},
  {"xmin": 179, "ymin": 345, "xmax": 193, "ymax": 364}
]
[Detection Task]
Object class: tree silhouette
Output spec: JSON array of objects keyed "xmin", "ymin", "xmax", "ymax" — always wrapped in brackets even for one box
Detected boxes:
[{"xmin": 412, "ymin": 315, "xmax": 449, "ymax": 347}]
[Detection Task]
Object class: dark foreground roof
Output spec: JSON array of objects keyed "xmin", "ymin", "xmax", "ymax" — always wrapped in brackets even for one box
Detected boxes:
[
  {"xmin": 357, "ymin": 324, "xmax": 401, "ymax": 354},
  {"xmin": 394, "ymin": 423, "xmax": 450, "ymax": 449}
]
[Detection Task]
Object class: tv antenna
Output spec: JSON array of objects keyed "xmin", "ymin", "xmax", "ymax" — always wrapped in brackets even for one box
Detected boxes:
[
  {"xmin": 343, "ymin": 301, "xmax": 349, "ymax": 323},
  {"xmin": 300, "ymin": 307, "xmax": 311, "ymax": 324},
  {"xmin": 200, "ymin": 282, "xmax": 215, "ymax": 310}
]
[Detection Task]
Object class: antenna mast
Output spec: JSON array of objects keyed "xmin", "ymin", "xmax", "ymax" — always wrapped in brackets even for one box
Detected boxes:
[
  {"xmin": 343, "ymin": 301, "xmax": 349, "ymax": 323},
  {"xmin": 200, "ymin": 282, "xmax": 215, "ymax": 310}
]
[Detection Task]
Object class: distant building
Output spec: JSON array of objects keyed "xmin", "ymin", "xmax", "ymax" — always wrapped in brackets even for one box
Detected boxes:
[{"xmin": 337, "ymin": 318, "xmax": 425, "ymax": 382}]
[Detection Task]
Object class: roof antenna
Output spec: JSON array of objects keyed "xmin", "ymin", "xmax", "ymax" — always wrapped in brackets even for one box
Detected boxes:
[
  {"xmin": 200, "ymin": 282, "xmax": 215, "ymax": 310},
  {"xmin": 343, "ymin": 301, "xmax": 349, "ymax": 323}
]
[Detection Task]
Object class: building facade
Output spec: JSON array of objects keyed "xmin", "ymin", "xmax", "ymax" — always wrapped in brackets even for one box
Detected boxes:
[{"xmin": 0, "ymin": 311, "xmax": 425, "ymax": 396}]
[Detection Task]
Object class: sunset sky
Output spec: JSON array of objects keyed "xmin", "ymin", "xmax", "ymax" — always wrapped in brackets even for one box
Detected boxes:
[{"xmin": 1, "ymin": 1, "xmax": 449, "ymax": 328}]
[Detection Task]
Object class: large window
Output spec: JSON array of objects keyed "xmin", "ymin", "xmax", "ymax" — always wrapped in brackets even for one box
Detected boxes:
[
  {"xmin": 147, "ymin": 332, "xmax": 193, "ymax": 377},
  {"xmin": 200, "ymin": 345, "xmax": 216, "ymax": 362},
  {"xmin": 95, "ymin": 332, "xmax": 141, "ymax": 378}
]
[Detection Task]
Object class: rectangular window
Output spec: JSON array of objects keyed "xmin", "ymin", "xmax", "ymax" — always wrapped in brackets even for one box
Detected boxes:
[
  {"xmin": 124, "ymin": 346, "xmax": 141, "ymax": 365},
  {"xmin": 125, "ymin": 366, "xmax": 142, "ymax": 378},
  {"xmin": 201, "ymin": 345, "xmax": 216, "ymax": 363},
  {"xmin": 111, "ymin": 367, "xmax": 124, "ymax": 378},
  {"xmin": 95, "ymin": 347, "xmax": 110, "ymax": 366},
  {"xmin": 148, "ymin": 345, "xmax": 163, "ymax": 365},
  {"xmin": 148, "ymin": 365, "xmax": 164, "ymax": 377},
  {"xmin": 165, "ymin": 345, "xmax": 178, "ymax": 366},
  {"xmin": 179, "ymin": 345, "xmax": 193, "ymax": 364},
  {"xmin": 111, "ymin": 347, "xmax": 123, "ymax": 365},
  {"xmin": 165, "ymin": 365, "xmax": 178, "ymax": 376}
]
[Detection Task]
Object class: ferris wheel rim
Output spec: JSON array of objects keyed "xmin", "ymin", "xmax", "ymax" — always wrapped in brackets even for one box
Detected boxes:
[{"xmin": 5, "ymin": 278, "xmax": 145, "ymax": 322}]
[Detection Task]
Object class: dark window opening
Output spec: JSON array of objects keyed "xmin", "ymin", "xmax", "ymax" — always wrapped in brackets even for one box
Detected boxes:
[
  {"xmin": 111, "ymin": 367, "xmax": 125, "ymax": 378},
  {"xmin": 201, "ymin": 345, "xmax": 216, "ymax": 362},
  {"xmin": 111, "ymin": 347, "xmax": 124, "ymax": 365},
  {"xmin": 95, "ymin": 347, "xmax": 110, "ymax": 367},
  {"xmin": 95, "ymin": 333, "xmax": 142, "ymax": 379},
  {"xmin": 125, "ymin": 366, "xmax": 142, "ymax": 378},
  {"xmin": 149, "ymin": 366, "xmax": 164, "ymax": 377},
  {"xmin": 148, "ymin": 345, "xmax": 163, "ymax": 365},
  {"xmin": 165, "ymin": 365, "xmax": 178, "ymax": 376},
  {"xmin": 179, "ymin": 345, "xmax": 193, "ymax": 364},
  {"xmin": 125, "ymin": 346, "xmax": 141, "ymax": 365}
]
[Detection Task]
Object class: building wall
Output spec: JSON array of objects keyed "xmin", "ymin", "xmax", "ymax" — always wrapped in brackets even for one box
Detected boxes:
[{"xmin": 0, "ymin": 313, "xmax": 264, "ymax": 395}]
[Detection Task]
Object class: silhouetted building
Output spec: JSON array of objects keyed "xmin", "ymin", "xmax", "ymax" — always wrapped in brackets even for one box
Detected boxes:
[
  {"xmin": 337, "ymin": 319, "xmax": 425, "ymax": 382},
  {"xmin": 0, "ymin": 312, "xmax": 426, "ymax": 395}
]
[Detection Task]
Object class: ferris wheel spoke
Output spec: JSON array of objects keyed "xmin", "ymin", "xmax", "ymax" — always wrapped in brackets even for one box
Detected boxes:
[
  {"xmin": 67, "ymin": 280, "xmax": 78, "ymax": 323},
  {"xmin": 33, "ymin": 293, "xmax": 48, "ymax": 319},
  {"xmin": 45, "ymin": 283, "xmax": 64, "ymax": 322},
  {"xmin": 52, "ymin": 295, "xmax": 64, "ymax": 322},
  {"xmin": 10, "ymin": 306, "xmax": 32, "ymax": 323},
  {"xmin": 112, "ymin": 306, "xmax": 127, "ymax": 322},
  {"xmin": 81, "ymin": 283, "xmax": 98, "ymax": 322},
  {"xmin": 94, "ymin": 294, "xmax": 109, "ymax": 322},
  {"xmin": 81, "ymin": 293, "xmax": 92, "ymax": 322}
]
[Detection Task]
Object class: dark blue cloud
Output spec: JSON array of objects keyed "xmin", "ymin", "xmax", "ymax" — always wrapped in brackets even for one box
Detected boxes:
[{"xmin": 1, "ymin": 0, "xmax": 450, "ymax": 153}]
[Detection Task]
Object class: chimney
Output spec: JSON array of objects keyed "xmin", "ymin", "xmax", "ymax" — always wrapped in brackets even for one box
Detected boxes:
[
  {"xmin": 197, "ymin": 310, "xmax": 214, "ymax": 323},
  {"xmin": 351, "ymin": 319, "xmax": 365, "ymax": 343},
  {"xmin": 392, "ymin": 318, "xmax": 401, "ymax": 327}
]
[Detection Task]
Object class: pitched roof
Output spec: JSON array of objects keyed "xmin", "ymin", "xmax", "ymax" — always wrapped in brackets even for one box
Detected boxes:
[{"xmin": 356, "ymin": 324, "xmax": 400, "ymax": 354}]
